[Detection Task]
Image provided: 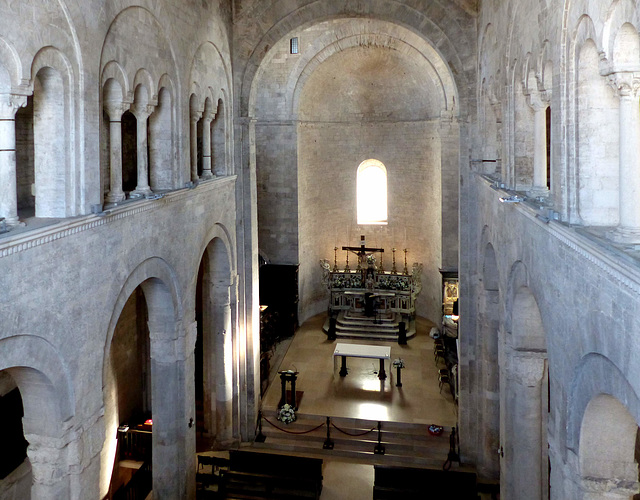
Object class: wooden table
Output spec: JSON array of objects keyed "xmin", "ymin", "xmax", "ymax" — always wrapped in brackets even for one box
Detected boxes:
[{"xmin": 333, "ymin": 343, "xmax": 391, "ymax": 380}]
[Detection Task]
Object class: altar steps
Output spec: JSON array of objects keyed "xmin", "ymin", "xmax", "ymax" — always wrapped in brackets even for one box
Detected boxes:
[
  {"xmin": 324, "ymin": 312, "xmax": 416, "ymax": 341},
  {"xmin": 253, "ymin": 412, "xmax": 453, "ymax": 469}
]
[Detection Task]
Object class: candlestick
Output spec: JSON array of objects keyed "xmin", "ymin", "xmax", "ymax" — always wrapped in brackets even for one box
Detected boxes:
[
  {"xmin": 403, "ymin": 249, "xmax": 408, "ymax": 275},
  {"xmin": 392, "ymin": 248, "xmax": 397, "ymax": 274},
  {"xmin": 333, "ymin": 247, "xmax": 338, "ymax": 272},
  {"xmin": 344, "ymin": 251, "xmax": 350, "ymax": 272},
  {"xmin": 379, "ymin": 251, "xmax": 384, "ymax": 272}
]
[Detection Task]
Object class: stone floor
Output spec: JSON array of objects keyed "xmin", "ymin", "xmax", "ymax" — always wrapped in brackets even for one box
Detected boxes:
[{"xmin": 262, "ymin": 313, "xmax": 457, "ymax": 427}]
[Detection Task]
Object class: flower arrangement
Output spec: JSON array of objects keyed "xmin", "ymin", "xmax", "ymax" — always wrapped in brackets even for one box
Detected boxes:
[
  {"xmin": 392, "ymin": 358, "xmax": 405, "ymax": 369},
  {"xmin": 277, "ymin": 404, "xmax": 296, "ymax": 424}
]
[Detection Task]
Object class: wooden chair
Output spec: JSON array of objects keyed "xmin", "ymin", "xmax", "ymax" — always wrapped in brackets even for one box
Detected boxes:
[{"xmin": 438, "ymin": 373, "xmax": 450, "ymax": 393}]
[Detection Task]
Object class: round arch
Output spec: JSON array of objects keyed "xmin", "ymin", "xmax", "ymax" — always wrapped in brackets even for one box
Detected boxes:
[{"xmin": 239, "ymin": 0, "xmax": 474, "ymax": 118}]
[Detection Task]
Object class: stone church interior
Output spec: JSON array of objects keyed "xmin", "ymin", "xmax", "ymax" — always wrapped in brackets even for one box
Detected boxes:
[{"xmin": 2, "ymin": 0, "xmax": 640, "ymax": 498}]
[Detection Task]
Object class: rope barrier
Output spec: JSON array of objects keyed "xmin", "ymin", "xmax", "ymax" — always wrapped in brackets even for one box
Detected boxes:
[
  {"xmin": 330, "ymin": 421, "xmax": 377, "ymax": 436},
  {"xmin": 262, "ymin": 416, "xmax": 326, "ymax": 435}
]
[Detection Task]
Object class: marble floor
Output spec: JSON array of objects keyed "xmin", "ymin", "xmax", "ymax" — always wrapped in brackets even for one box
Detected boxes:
[{"xmin": 262, "ymin": 313, "xmax": 457, "ymax": 427}]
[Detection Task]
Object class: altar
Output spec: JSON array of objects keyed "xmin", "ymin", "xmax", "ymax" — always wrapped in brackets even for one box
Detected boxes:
[{"xmin": 321, "ymin": 236, "xmax": 422, "ymax": 341}]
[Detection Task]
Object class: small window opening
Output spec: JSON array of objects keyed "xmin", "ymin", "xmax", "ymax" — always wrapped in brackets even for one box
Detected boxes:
[
  {"xmin": 357, "ymin": 159, "xmax": 388, "ymax": 225},
  {"xmin": 290, "ymin": 37, "xmax": 299, "ymax": 55}
]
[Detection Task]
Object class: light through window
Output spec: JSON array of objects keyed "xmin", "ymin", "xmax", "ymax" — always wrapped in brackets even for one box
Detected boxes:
[{"xmin": 357, "ymin": 159, "xmax": 388, "ymax": 225}]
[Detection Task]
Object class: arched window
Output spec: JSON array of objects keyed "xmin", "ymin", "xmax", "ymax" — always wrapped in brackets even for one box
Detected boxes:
[{"xmin": 357, "ymin": 159, "xmax": 387, "ymax": 225}]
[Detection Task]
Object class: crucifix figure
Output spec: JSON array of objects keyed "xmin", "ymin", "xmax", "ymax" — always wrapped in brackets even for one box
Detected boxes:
[{"xmin": 343, "ymin": 235, "xmax": 385, "ymax": 316}]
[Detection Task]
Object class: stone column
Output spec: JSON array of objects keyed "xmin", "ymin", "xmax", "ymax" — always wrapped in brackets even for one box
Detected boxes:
[
  {"xmin": 104, "ymin": 101, "xmax": 128, "ymax": 203},
  {"xmin": 25, "ymin": 434, "xmax": 71, "ymax": 500},
  {"xmin": 504, "ymin": 354, "xmax": 546, "ymax": 500},
  {"xmin": 212, "ymin": 279, "xmax": 233, "ymax": 446},
  {"xmin": 527, "ymin": 90, "xmax": 550, "ymax": 197},
  {"xmin": 0, "ymin": 93, "xmax": 27, "ymax": 225},
  {"xmin": 611, "ymin": 73, "xmax": 640, "ymax": 241},
  {"xmin": 201, "ymin": 111, "xmax": 215, "ymax": 180},
  {"xmin": 131, "ymin": 103, "xmax": 154, "ymax": 196},
  {"xmin": 149, "ymin": 320, "xmax": 197, "ymax": 500},
  {"xmin": 190, "ymin": 110, "xmax": 202, "ymax": 183}
]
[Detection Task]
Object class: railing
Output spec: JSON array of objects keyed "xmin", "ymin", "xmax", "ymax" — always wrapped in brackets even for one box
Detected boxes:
[
  {"xmin": 118, "ymin": 428, "xmax": 152, "ymax": 462},
  {"xmin": 113, "ymin": 460, "xmax": 152, "ymax": 500}
]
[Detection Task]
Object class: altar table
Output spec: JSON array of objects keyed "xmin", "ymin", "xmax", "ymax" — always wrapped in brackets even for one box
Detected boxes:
[{"xmin": 333, "ymin": 343, "xmax": 391, "ymax": 380}]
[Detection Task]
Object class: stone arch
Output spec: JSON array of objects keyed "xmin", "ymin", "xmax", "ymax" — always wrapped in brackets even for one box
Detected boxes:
[
  {"xmin": 0, "ymin": 335, "xmax": 75, "ymax": 498},
  {"xmin": 501, "ymin": 261, "xmax": 549, "ymax": 500},
  {"xmin": 476, "ymin": 240, "xmax": 501, "ymax": 480},
  {"xmin": 286, "ymin": 27, "xmax": 457, "ymax": 120},
  {"xmin": 100, "ymin": 257, "xmax": 184, "ymax": 498},
  {"xmin": 133, "ymin": 68, "xmax": 156, "ymax": 106},
  {"xmin": 101, "ymin": 61, "xmax": 130, "ymax": 104},
  {"xmin": 576, "ymin": 36, "xmax": 619, "ymax": 226},
  {"xmin": 239, "ymin": 0, "xmax": 473, "ymax": 118},
  {"xmin": 149, "ymin": 74, "xmax": 177, "ymax": 190},
  {"xmin": 31, "ymin": 46, "xmax": 75, "ymax": 218},
  {"xmin": 212, "ymin": 94, "xmax": 229, "ymax": 177},
  {"xmin": 603, "ymin": 0, "xmax": 640, "ymax": 68},
  {"xmin": 567, "ymin": 353, "xmax": 640, "ymax": 498},
  {"xmin": 0, "ymin": 36, "xmax": 23, "ymax": 90},
  {"xmin": 195, "ymin": 233, "xmax": 236, "ymax": 448}
]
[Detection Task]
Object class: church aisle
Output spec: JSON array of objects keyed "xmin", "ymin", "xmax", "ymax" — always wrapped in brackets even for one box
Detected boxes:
[{"xmin": 263, "ymin": 314, "xmax": 457, "ymax": 427}]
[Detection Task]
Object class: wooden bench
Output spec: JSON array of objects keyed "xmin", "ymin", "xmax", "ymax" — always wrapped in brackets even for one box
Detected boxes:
[
  {"xmin": 219, "ymin": 470, "xmax": 320, "ymax": 499},
  {"xmin": 219, "ymin": 450, "xmax": 322, "ymax": 500},
  {"xmin": 373, "ymin": 465, "xmax": 477, "ymax": 499}
]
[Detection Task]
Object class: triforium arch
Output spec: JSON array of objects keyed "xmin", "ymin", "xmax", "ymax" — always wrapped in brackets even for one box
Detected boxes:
[
  {"xmin": 501, "ymin": 261, "xmax": 549, "ymax": 500},
  {"xmin": 567, "ymin": 353, "xmax": 640, "ymax": 498},
  {"xmin": 194, "ymin": 223, "xmax": 238, "ymax": 448},
  {"xmin": 0, "ymin": 334, "xmax": 75, "ymax": 500},
  {"xmin": 101, "ymin": 257, "xmax": 195, "ymax": 500}
]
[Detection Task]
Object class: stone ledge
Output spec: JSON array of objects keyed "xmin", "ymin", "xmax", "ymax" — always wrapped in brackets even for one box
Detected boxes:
[{"xmin": 0, "ymin": 175, "xmax": 236, "ymax": 259}]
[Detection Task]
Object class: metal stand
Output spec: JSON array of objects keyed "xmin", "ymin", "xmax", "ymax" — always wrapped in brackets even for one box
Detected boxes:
[
  {"xmin": 255, "ymin": 410, "xmax": 266, "ymax": 443},
  {"xmin": 278, "ymin": 371, "xmax": 299, "ymax": 409}
]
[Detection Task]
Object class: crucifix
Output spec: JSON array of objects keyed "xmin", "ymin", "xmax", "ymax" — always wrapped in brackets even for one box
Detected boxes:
[{"xmin": 342, "ymin": 235, "xmax": 384, "ymax": 269}]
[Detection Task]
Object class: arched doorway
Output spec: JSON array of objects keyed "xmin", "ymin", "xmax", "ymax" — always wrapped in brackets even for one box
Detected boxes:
[
  {"xmin": 579, "ymin": 394, "xmax": 640, "ymax": 499},
  {"xmin": 101, "ymin": 262, "xmax": 194, "ymax": 500},
  {"xmin": 501, "ymin": 272, "xmax": 549, "ymax": 500},
  {"xmin": 195, "ymin": 237, "xmax": 234, "ymax": 450}
]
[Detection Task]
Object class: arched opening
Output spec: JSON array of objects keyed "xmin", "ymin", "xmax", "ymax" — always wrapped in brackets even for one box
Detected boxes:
[
  {"xmin": 102, "ymin": 269, "xmax": 192, "ymax": 500},
  {"xmin": 121, "ymin": 110, "xmax": 138, "ymax": 194},
  {"xmin": 502, "ymin": 284, "xmax": 548, "ymax": 500},
  {"xmin": 103, "ymin": 78, "xmax": 127, "ymax": 203},
  {"xmin": 195, "ymin": 237, "xmax": 234, "ymax": 450},
  {"xmin": 149, "ymin": 87, "xmax": 174, "ymax": 190},
  {"xmin": 33, "ymin": 66, "xmax": 67, "ymax": 217},
  {"xmin": 212, "ymin": 98, "xmax": 226, "ymax": 177},
  {"xmin": 577, "ymin": 39, "xmax": 619, "ymax": 225},
  {"xmin": 105, "ymin": 285, "xmax": 152, "ymax": 498},
  {"xmin": 477, "ymin": 242, "xmax": 500, "ymax": 480},
  {"xmin": 579, "ymin": 394, "xmax": 640, "ymax": 498},
  {"xmin": 0, "ymin": 371, "xmax": 30, "ymax": 498},
  {"xmin": 15, "ymin": 96, "xmax": 35, "ymax": 218},
  {"xmin": 357, "ymin": 159, "xmax": 388, "ymax": 225}
]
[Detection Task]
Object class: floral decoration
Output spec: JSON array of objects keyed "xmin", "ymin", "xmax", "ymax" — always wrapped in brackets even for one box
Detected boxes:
[{"xmin": 277, "ymin": 403, "xmax": 296, "ymax": 424}]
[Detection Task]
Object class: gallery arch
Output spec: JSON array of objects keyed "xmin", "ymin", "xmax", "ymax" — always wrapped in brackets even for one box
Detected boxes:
[
  {"xmin": 195, "ymin": 235, "xmax": 236, "ymax": 449},
  {"xmin": 101, "ymin": 260, "xmax": 194, "ymax": 500},
  {"xmin": 501, "ymin": 265, "xmax": 548, "ymax": 500}
]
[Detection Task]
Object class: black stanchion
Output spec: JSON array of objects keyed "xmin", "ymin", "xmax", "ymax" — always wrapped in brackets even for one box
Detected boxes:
[
  {"xmin": 323, "ymin": 417, "xmax": 334, "ymax": 449},
  {"xmin": 327, "ymin": 317, "xmax": 337, "ymax": 341},
  {"xmin": 373, "ymin": 421, "xmax": 385, "ymax": 455},
  {"xmin": 255, "ymin": 410, "xmax": 266, "ymax": 443}
]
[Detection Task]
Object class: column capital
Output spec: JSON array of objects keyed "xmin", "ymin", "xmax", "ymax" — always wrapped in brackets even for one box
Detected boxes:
[
  {"xmin": 526, "ymin": 88, "xmax": 550, "ymax": 111},
  {"xmin": 130, "ymin": 102, "xmax": 154, "ymax": 120},
  {"xmin": 191, "ymin": 110, "xmax": 203, "ymax": 123},
  {"xmin": 608, "ymin": 71, "xmax": 640, "ymax": 98},
  {"xmin": 202, "ymin": 110, "xmax": 216, "ymax": 123},
  {"xmin": 0, "ymin": 93, "xmax": 27, "ymax": 119},
  {"xmin": 104, "ymin": 100, "xmax": 129, "ymax": 120}
]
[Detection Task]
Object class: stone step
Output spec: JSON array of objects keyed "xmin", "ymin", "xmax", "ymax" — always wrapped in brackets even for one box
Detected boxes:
[{"xmin": 256, "ymin": 412, "xmax": 453, "ymax": 468}]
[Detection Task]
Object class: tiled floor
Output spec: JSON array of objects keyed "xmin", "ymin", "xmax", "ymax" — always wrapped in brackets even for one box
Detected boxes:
[{"xmin": 263, "ymin": 314, "xmax": 457, "ymax": 427}]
